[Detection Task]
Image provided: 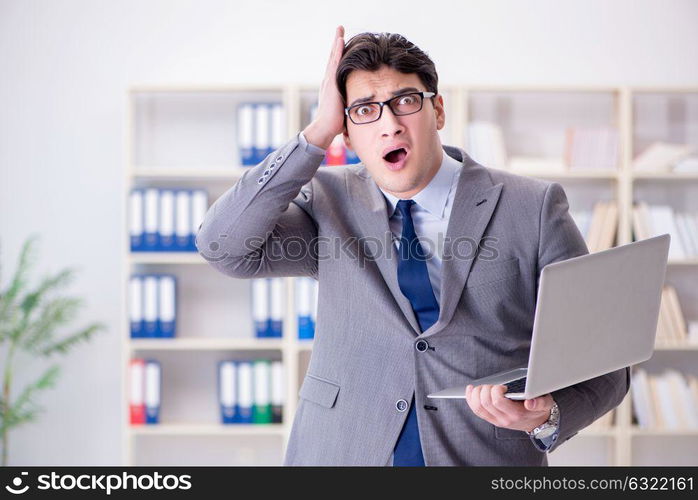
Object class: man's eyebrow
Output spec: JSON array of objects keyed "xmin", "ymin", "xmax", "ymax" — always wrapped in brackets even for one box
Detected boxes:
[{"xmin": 348, "ymin": 87, "xmax": 422, "ymax": 107}]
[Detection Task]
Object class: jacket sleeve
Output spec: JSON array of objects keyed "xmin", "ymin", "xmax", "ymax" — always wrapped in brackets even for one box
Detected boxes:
[
  {"xmin": 535, "ymin": 182, "xmax": 631, "ymax": 453},
  {"xmin": 195, "ymin": 132, "xmax": 326, "ymax": 279}
]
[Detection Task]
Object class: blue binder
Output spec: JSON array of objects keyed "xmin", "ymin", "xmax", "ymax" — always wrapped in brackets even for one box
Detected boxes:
[
  {"xmin": 253, "ymin": 103, "xmax": 272, "ymax": 164},
  {"xmin": 269, "ymin": 278, "xmax": 284, "ymax": 338},
  {"xmin": 142, "ymin": 275, "xmax": 159, "ymax": 337},
  {"xmin": 158, "ymin": 189, "xmax": 176, "ymax": 252},
  {"xmin": 237, "ymin": 361, "xmax": 254, "ymax": 424},
  {"xmin": 143, "ymin": 188, "xmax": 160, "ymax": 251},
  {"xmin": 218, "ymin": 360, "xmax": 239, "ymax": 424},
  {"xmin": 158, "ymin": 275, "xmax": 177, "ymax": 338},
  {"xmin": 129, "ymin": 274, "xmax": 144, "ymax": 338},
  {"xmin": 296, "ymin": 277, "xmax": 315, "ymax": 340},
  {"xmin": 144, "ymin": 359, "xmax": 161, "ymax": 424},
  {"xmin": 130, "ymin": 189, "xmax": 145, "ymax": 252},
  {"xmin": 190, "ymin": 189, "xmax": 208, "ymax": 253},
  {"xmin": 238, "ymin": 103, "xmax": 255, "ymax": 166},
  {"xmin": 174, "ymin": 189, "xmax": 192, "ymax": 252},
  {"xmin": 252, "ymin": 279, "xmax": 271, "ymax": 338}
]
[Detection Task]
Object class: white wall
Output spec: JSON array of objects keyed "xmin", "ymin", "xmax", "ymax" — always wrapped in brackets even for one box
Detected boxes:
[{"xmin": 0, "ymin": 0, "xmax": 696, "ymax": 465}]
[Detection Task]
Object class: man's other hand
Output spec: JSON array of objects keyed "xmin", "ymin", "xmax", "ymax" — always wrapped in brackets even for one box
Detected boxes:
[{"xmin": 465, "ymin": 384, "xmax": 553, "ymax": 433}]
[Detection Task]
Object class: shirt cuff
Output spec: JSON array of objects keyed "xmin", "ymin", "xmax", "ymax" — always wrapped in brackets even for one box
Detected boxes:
[
  {"xmin": 529, "ymin": 427, "xmax": 560, "ymax": 452},
  {"xmin": 299, "ymin": 131, "xmax": 328, "ymax": 155}
]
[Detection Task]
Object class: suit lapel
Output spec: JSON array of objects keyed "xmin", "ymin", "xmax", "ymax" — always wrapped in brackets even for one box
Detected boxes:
[
  {"xmin": 347, "ymin": 147, "xmax": 503, "ymax": 339},
  {"xmin": 347, "ymin": 173, "xmax": 422, "ymax": 336},
  {"xmin": 422, "ymin": 148, "xmax": 503, "ymax": 338}
]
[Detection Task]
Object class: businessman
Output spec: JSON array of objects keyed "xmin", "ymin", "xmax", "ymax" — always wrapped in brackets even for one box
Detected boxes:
[{"xmin": 196, "ymin": 26, "xmax": 629, "ymax": 466}]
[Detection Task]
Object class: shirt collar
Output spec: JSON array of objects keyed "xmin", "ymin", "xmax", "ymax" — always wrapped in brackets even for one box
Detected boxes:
[{"xmin": 380, "ymin": 148, "xmax": 461, "ymax": 219}]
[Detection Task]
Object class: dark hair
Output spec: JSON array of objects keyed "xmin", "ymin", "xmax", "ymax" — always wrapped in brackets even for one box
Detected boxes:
[{"xmin": 336, "ymin": 32, "xmax": 438, "ymax": 105}]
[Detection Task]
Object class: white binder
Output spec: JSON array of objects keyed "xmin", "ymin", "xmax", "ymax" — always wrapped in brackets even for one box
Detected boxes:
[
  {"xmin": 143, "ymin": 188, "xmax": 159, "ymax": 250},
  {"xmin": 143, "ymin": 275, "xmax": 158, "ymax": 337},
  {"xmin": 144, "ymin": 360, "xmax": 161, "ymax": 424},
  {"xmin": 159, "ymin": 189, "xmax": 175, "ymax": 250},
  {"xmin": 129, "ymin": 189, "xmax": 144, "ymax": 251},
  {"xmin": 175, "ymin": 190, "xmax": 191, "ymax": 251},
  {"xmin": 158, "ymin": 275, "xmax": 176, "ymax": 337},
  {"xmin": 129, "ymin": 275, "xmax": 143, "ymax": 338}
]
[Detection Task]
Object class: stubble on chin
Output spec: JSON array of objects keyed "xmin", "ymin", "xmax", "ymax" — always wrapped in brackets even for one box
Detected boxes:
[{"xmin": 377, "ymin": 174, "xmax": 422, "ymax": 199}]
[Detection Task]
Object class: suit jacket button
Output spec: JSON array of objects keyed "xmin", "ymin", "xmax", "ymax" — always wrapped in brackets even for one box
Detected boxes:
[
  {"xmin": 395, "ymin": 399, "xmax": 408, "ymax": 412},
  {"xmin": 415, "ymin": 340, "xmax": 429, "ymax": 352}
]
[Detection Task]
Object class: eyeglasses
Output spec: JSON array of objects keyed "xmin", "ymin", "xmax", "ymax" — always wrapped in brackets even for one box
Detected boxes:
[{"xmin": 344, "ymin": 91, "xmax": 436, "ymax": 125}]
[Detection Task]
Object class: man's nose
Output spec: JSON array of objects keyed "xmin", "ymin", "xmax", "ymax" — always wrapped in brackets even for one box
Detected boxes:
[{"xmin": 378, "ymin": 105, "xmax": 404, "ymax": 137}]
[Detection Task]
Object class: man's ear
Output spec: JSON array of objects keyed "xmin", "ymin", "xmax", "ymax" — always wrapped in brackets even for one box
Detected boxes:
[
  {"xmin": 434, "ymin": 94, "xmax": 446, "ymax": 131},
  {"xmin": 343, "ymin": 127, "xmax": 352, "ymax": 150}
]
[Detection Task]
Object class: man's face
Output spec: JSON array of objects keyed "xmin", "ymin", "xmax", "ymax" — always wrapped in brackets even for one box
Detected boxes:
[{"xmin": 342, "ymin": 65, "xmax": 446, "ymax": 199}]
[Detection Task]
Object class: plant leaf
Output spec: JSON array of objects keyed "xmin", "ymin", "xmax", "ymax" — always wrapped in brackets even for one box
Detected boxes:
[
  {"xmin": 0, "ymin": 365, "xmax": 60, "ymax": 433},
  {"xmin": 9, "ymin": 268, "xmax": 77, "ymax": 344},
  {"xmin": 40, "ymin": 322, "xmax": 106, "ymax": 356},
  {"xmin": 22, "ymin": 297, "xmax": 82, "ymax": 353},
  {"xmin": 0, "ymin": 235, "xmax": 40, "ymax": 343}
]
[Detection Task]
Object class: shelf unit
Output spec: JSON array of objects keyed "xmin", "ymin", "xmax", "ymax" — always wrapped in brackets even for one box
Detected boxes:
[{"xmin": 123, "ymin": 85, "xmax": 698, "ymax": 466}]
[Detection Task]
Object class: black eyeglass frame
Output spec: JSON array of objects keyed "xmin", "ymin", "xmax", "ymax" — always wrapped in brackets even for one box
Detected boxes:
[{"xmin": 344, "ymin": 91, "xmax": 436, "ymax": 125}]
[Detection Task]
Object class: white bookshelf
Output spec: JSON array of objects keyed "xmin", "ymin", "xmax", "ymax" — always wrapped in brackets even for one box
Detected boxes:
[
  {"xmin": 130, "ymin": 424, "xmax": 286, "ymax": 437},
  {"xmin": 129, "ymin": 337, "xmax": 286, "ymax": 351},
  {"xmin": 124, "ymin": 84, "xmax": 698, "ymax": 467}
]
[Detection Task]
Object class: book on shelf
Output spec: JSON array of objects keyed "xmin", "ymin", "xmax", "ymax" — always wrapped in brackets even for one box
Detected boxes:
[
  {"xmin": 237, "ymin": 361, "xmax": 254, "ymax": 423},
  {"xmin": 270, "ymin": 360, "xmax": 283, "ymax": 423},
  {"xmin": 631, "ymin": 368, "xmax": 653, "ymax": 428},
  {"xmin": 570, "ymin": 200, "xmax": 618, "ymax": 253},
  {"xmin": 218, "ymin": 359, "xmax": 283, "ymax": 424},
  {"xmin": 632, "ymin": 368, "xmax": 698, "ymax": 430},
  {"xmin": 144, "ymin": 359, "xmax": 161, "ymax": 424},
  {"xmin": 253, "ymin": 360, "xmax": 273, "ymax": 424},
  {"xmin": 632, "ymin": 203, "xmax": 698, "ymax": 259},
  {"xmin": 632, "ymin": 142, "xmax": 694, "ymax": 173},
  {"xmin": 237, "ymin": 102, "xmax": 285, "ymax": 166},
  {"xmin": 130, "ymin": 188, "xmax": 208, "ymax": 252},
  {"xmin": 129, "ymin": 358, "xmax": 161, "ymax": 425},
  {"xmin": 251, "ymin": 278, "xmax": 285, "ymax": 338},
  {"xmin": 564, "ymin": 126, "xmax": 619, "ymax": 170},
  {"xmin": 675, "ymin": 213, "xmax": 698, "ymax": 257},
  {"xmin": 130, "ymin": 274, "xmax": 177, "ymax": 338},
  {"xmin": 654, "ymin": 285, "xmax": 693, "ymax": 347},
  {"xmin": 296, "ymin": 277, "xmax": 318, "ymax": 340}
]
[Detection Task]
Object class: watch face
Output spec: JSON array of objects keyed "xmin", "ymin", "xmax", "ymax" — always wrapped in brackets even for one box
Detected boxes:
[{"xmin": 536, "ymin": 426, "xmax": 556, "ymax": 439}]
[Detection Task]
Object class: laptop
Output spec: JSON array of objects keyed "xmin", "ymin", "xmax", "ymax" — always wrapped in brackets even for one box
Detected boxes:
[{"xmin": 427, "ymin": 234, "xmax": 670, "ymax": 401}]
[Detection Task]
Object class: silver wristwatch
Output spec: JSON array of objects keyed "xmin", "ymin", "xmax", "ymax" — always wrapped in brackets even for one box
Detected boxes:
[{"xmin": 526, "ymin": 401, "xmax": 560, "ymax": 439}]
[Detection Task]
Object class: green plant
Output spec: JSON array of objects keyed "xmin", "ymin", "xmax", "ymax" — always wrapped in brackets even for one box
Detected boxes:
[{"xmin": 0, "ymin": 234, "xmax": 106, "ymax": 465}]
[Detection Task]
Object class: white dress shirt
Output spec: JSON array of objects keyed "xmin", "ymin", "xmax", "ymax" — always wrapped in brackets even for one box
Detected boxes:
[{"xmin": 377, "ymin": 150, "xmax": 462, "ymax": 306}]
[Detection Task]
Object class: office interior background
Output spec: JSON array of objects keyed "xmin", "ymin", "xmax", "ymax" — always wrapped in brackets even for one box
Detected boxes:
[{"xmin": 1, "ymin": 0, "xmax": 697, "ymax": 466}]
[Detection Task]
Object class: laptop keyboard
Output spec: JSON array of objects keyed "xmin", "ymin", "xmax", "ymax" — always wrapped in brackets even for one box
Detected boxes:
[{"xmin": 504, "ymin": 377, "xmax": 527, "ymax": 394}]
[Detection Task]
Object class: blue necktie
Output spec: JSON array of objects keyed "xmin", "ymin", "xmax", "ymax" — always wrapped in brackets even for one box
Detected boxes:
[{"xmin": 393, "ymin": 199, "xmax": 440, "ymax": 467}]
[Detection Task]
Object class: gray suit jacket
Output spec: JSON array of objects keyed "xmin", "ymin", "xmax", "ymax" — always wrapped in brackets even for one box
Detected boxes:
[{"xmin": 195, "ymin": 133, "xmax": 630, "ymax": 466}]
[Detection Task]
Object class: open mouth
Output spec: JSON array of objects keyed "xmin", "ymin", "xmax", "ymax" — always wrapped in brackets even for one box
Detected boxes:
[
  {"xmin": 383, "ymin": 148, "xmax": 409, "ymax": 170},
  {"xmin": 383, "ymin": 147, "xmax": 408, "ymax": 164}
]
